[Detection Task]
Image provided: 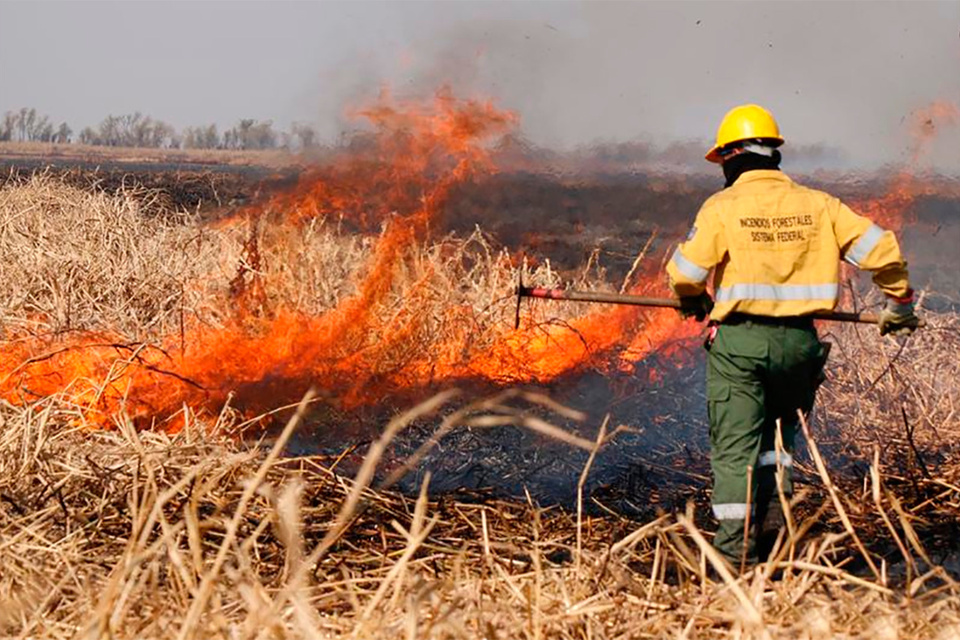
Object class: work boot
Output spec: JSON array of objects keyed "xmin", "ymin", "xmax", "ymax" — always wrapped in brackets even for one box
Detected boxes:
[{"xmin": 754, "ymin": 494, "xmax": 786, "ymax": 563}]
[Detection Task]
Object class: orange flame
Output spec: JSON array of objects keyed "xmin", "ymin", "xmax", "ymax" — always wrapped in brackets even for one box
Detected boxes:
[
  {"xmin": 0, "ymin": 90, "xmax": 696, "ymax": 431},
  {"xmin": 3, "ymin": 95, "xmax": 954, "ymax": 432},
  {"xmin": 848, "ymin": 101, "xmax": 960, "ymax": 233}
]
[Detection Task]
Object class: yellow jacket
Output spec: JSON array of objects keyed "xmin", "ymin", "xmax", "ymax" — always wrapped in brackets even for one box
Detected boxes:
[{"xmin": 666, "ymin": 170, "xmax": 910, "ymax": 321}]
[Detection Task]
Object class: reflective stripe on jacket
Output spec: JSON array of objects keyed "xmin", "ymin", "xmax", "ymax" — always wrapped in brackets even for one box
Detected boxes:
[{"xmin": 666, "ymin": 170, "xmax": 910, "ymax": 321}]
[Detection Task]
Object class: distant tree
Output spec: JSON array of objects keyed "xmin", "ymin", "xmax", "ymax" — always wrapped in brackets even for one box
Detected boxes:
[
  {"xmin": 291, "ymin": 122, "xmax": 318, "ymax": 150},
  {"xmin": 223, "ymin": 119, "xmax": 251, "ymax": 149},
  {"xmin": 0, "ymin": 112, "xmax": 13, "ymax": 141},
  {"xmin": 223, "ymin": 119, "xmax": 277, "ymax": 150},
  {"xmin": 78, "ymin": 126, "xmax": 98, "ymax": 145},
  {"xmin": 83, "ymin": 112, "xmax": 178, "ymax": 148},
  {"xmin": 0, "ymin": 108, "xmax": 61, "ymax": 142},
  {"xmin": 237, "ymin": 119, "xmax": 255, "ymax": 146},
  {"xmin": 180, "ymin": 127, "xmax": 195, "ymax": 149},
  {"xmin": 130, "ymin": 114, "xmax": 155, "ymax": 146},
  {"xmin": 36, "ymin": 121, "xmax": 55, "ymax": 142},
  {"xmin": 0, "ymin": 109, "xmax": 313, "ymax": 150},
  {"xmin": 249, "ymin": 120, "xmax": 277, "ymax": 150},
  {"xmin": 53, "ymin": 122, "xmax": 72, "ymax": 144},
  {"xmin": 96, "ymin": 115, "xmax": 126, "ymax": 146},
  {"xmin": 146, "ymin": 120, "xmax": 177, "ymax": 148},
  {"xmin": 182, "ymin": 124, "xmax": 221, "ymax": 149},
  {"xmin": 16, "ymin": 108, "xmax": 34, "ymax": 141}
]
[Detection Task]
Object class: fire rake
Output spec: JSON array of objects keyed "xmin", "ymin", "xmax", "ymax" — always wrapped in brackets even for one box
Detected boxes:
[{"xmin": 513, "ymin": 277, "xmax": 916, "ymax": 330}]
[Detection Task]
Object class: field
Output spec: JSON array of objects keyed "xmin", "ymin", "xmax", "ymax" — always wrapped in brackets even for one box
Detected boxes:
[
  {"xmin": 0, "ymin": 141, "xmax": 299, "ymax": 170},
  {"xmin": 2, "ymin": 96, "xmax": 960, "ymax": 639}
]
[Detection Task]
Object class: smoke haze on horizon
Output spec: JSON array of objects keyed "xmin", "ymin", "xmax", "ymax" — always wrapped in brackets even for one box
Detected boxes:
[{"xmin": 1, "ymin": 1, "xmax": 958, "ymax": 171}]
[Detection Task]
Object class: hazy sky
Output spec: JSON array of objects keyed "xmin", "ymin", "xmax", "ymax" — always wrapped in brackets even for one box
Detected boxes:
[{"xmin": 1, "ymin": 1, "xmax": 958, "ymax": 169}]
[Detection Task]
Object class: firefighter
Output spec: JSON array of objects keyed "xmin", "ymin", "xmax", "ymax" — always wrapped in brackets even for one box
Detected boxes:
[{"xmin": 666, "ymin": 104, "xmax": 920, "ymax": 567}]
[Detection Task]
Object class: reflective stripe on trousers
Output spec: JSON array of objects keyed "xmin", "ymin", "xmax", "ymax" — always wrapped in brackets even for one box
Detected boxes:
[
  {"xmin": 713, "ymin": 452, "xmax": 791, "ymax": 520},
  {"xmin": 712, "ymin": 503, "xmax": 753, "ymax": 521},
  {"xmin": 757, "ymin": 451, "xmax": 793, "ymax": 468}
]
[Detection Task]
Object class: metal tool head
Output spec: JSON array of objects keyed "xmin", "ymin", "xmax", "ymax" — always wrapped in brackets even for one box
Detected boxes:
[{"xmin": 514, "ymin": 269, "xmax": 524, "ymax": 330}]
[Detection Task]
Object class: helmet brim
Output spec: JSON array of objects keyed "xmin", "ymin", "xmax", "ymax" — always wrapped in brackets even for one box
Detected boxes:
[
  {"xmin": 705, "ymin": 136, "xmax": 784, "ymax": 164},
  {"xmin": 705, "ymin": 147, "xmax": 724, "ymax": 164}
]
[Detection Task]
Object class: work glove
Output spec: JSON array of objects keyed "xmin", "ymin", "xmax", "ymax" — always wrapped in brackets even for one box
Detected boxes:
[
  {"xmin": 878, "ymin": 291, "xmax": 920, "ymax": 337},
  {"xmin": 678, "ymin": 292, "xmax": 714, "ymax": 322}
]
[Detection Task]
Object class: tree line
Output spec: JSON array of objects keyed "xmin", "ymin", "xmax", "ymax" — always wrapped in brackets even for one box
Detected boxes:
[{"xmin": 0, "ymin": 107, "xmax": 321, "ymax": 150}]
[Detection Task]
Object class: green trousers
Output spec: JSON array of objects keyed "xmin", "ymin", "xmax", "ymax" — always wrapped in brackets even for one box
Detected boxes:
[{"xmin": 706, "ymin": 319, "xmax": 827, "ymax": 565}]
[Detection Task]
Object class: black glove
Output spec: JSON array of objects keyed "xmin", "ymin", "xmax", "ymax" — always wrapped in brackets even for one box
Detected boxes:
[
  {"xmin": 878, "ymin": 291, "xmax": 920, "ymax": 336},
  {"xmin": 678, "ymin": 292, "xmax": 714, "ymax": 322}
]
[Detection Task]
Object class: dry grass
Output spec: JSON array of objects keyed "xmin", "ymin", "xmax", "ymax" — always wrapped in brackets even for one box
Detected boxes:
[
  {"xmin": 820, "ymin": 304, "xmax": 960, "ymax": 465},
  {"xmin": 0, "ymin": 175, "xmax": 576, "ymax": 339},
  {"xmin": 3, "ymin": 372, "xmax": 960, "ymax": 639},
  {"xmin": 1, "ymin": 175, "xmax": 960, "ymax": 638},
  {"xmin": 0, "ymin": 176, "xmax": 227, "ymax": 339}
]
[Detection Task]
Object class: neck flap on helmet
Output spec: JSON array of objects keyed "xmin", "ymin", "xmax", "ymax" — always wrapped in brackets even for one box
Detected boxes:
[{"xmin": 721, "ymin": 143, "xmax": 782, "ymax": 187}]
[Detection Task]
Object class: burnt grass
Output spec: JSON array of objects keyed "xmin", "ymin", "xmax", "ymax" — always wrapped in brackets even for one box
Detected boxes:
[{"xmin": 0, "ymin": 158, "xmax": 299, "ymax": 215}]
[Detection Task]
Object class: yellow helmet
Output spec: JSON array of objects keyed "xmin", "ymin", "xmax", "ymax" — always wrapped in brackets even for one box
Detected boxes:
[{"xmin": 705, "ymin": 104, "xmax": 784, "ymax": 163}]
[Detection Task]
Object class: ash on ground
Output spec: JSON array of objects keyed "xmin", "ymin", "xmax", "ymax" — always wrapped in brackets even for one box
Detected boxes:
[{"xmin": 283, "ymin": 350, "xmax": 715, "ymax": 518}]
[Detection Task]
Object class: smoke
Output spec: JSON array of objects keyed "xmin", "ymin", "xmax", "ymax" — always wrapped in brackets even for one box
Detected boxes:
[
  {"xmin": 2, "ymin": 1, "xmax": 958, "ymax": 171},
  {"xmin": 364, "ymin": 1, "xmax": 960, "ymax": 172}
]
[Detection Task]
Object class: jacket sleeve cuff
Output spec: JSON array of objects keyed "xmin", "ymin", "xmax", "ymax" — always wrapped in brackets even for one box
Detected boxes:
[{"xmin": 887, "ymin": 288, "xmax": 914, "ymax": 304}]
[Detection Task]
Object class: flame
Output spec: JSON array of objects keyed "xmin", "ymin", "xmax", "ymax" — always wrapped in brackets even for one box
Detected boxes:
[
  {"xmin": 0, "ymin": 90, "xmax": 696, "ymax": 430},
  {"xmin": 848, "ymin": 101, "xmax": 960, "ymax": 232},
  {"xmin": 836, "ymin": 100, "xmax": 960, "ymax": 309},
  {"xmin": 3, "ymin": 95, "xmax": 954, "ymax": 431}
]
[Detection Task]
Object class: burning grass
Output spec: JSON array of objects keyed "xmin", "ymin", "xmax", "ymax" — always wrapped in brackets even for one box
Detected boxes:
[
  {"xmin": 0, "ymin": 173, "xmax": 621, "ymax": 429},
  {"xmin": 0, "ymin": 92, "xmax": 698, "ymax": 431},
  {"xmin": 3, "ymin": 91, "xmax": 960, "ymax": 637}
]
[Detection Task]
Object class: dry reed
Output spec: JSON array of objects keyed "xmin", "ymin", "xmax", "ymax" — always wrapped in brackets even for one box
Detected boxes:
[{"xmin": 1, "ymin": 175, "xmax": 959, "ymax": 639}]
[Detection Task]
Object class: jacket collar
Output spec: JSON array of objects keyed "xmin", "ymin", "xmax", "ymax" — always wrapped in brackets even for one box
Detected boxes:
[{"xmin": 732, "ymin": 169, "xmax": 792, "ymax": 186}]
